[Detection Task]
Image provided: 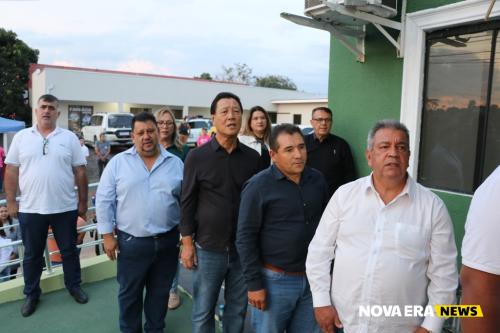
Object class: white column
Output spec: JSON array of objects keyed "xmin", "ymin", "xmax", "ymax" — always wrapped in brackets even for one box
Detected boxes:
[
  {"xmin": 118, "ymin": 102, "xmax": 125, "ymax": 113},
  {"xmin": 182, "ymin": 105, "xmax": 189, "ymax": 118}
]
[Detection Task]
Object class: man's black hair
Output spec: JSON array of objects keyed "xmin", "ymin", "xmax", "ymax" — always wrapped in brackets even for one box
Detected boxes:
[
  {"xmin": 132, "ymin": 112, "xmax": 157, "ymax": 131},
  {"xmin": 38, "ymin": 94, "xmax": 59, "ymax": 104},
  {"xmin": 311, "ymin": 106, "xmax": 332, "ymax": 118},
  {"xmin": 210, "ymin": 92, "xmax": 243, "ymax": 115},
  {"xmin": 269, "ymin": 123, "xmax": 304, "ymax": 151}
]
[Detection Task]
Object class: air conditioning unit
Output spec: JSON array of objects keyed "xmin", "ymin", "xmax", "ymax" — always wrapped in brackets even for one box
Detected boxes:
[
  {"xmin": 305, "ymin": 0, "xmax": 368, "ymax": 26},
  {"xmin": 305, "ymin": 0, "xmax": 397, "ymax": 19}
]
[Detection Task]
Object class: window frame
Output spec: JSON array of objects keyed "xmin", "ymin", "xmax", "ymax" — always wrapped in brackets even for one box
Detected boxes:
[{"xmin": 400, "ymin": 0, "xmax": 500, "ymax": 196}]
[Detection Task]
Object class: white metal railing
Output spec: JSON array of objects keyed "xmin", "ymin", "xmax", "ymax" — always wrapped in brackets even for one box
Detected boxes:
[{"xmin": 0, "ymin": 183, "xmax": 102, "ymax": 281}]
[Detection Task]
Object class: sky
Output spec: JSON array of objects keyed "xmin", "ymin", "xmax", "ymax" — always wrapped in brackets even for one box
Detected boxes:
[{"xmin": 0, "ymin": 0, "xmax": 331, "ymax": 95}]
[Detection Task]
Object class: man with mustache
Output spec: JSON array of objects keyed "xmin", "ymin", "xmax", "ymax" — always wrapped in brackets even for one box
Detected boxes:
[
  {"xmin": 180, "ymin": 92, "xmax": 265, "ymax": 332},
  {"xmin": 96, "ymin": 112, "xmax": 183, "ymax": 333},
  {"xmin": 236, "ymin": 124, "xmax": 329, "ymax": 333},
  {"xmin": 5, "ymin": 94, "xmax": 88, "ymax": 317},
  {"xmin": 306, "ymin": 120, "xmax": 458, "ymax": 333}
]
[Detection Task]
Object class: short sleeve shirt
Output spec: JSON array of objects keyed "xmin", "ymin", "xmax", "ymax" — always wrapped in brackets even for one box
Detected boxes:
[
  {"xmin": 96, "ymin": 141, "xmax": 111, "ymax": 156},
  {"xmin": 462, "ymin": 165, "xmax": 500, "ymax": 275},
  {"xmin": 5, "ymin": 126, "xmax": 86, "ymax": 214}
]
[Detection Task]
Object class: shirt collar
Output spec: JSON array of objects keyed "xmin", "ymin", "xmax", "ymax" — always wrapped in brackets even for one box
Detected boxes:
[
  {"xmin": 312, "ymin": 132, "xmax": 332, "ymax": 143},
  {"xmin": 210, "ymin": 136, "xmax": 242, "ymax": 153},
  {"xmin": 271, "ymin": 164, "xmax": 312, "ymax": 184},
  {"xmin": 364, "ymin": 172, "xmax": 415, "ymax": 202},
  {"xmin": 31, "ymin": 125, "xmax": 62, "ymax": 137},
  {"xmin": 125, "ymin": 144, "xmax": 172, "ymax": 160},
  {"xmin": 271, "ymin": 164, "xmax": 287, "ymax": 180}
]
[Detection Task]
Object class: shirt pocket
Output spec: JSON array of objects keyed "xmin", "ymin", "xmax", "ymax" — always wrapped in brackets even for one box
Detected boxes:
[
  {"xmin": 394, "ymin": 223, "xmax": 428, "ymax": 260},
  {"xmin": 55, "ymin": 142, "xmax": 74, "ymax": 164}
]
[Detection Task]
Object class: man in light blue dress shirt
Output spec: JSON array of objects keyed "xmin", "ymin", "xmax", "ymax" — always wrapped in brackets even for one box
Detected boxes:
[{"xmin": 96, "ymin": 112, "xmax": 183, "ymax": 333}]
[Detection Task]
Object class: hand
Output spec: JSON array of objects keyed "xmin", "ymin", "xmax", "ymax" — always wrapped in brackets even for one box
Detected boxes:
[
  {"xmin": 248, "ymin": 289, "xmax": 267, "ymax": 311},
  {"xmin": 103, "ymin": 233, "xmax": 119, "ymax": 261},
  {"xmin": 414, "ymin": 327, "xmax": 430, "ymax": 333},
  {"xmin": 78, "ymin": 201, "xmax": 88, "ymax": 219},
  {"xmin": 7, "ymin": 200, "xmax": 18, "ymax": 219},
  {"xmin": 180, "ymin": 239, "xmax": 197, "ymax": 270},
  {"xmin": 314, "ymin": 306, "xmax": 343, "ymax": 333}
]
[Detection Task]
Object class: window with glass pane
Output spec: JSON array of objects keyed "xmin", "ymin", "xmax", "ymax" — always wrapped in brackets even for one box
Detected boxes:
[{"xmin": 419, "ymin": 22, "xmax": 500, "ymax": 194}]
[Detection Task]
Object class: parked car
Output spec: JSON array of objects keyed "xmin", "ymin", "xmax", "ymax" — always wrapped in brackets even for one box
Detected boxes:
[
  {"xmin": 82, "ymin": 113, "xmax": 134, "ymax": 147},
  {"xmin": 299, "ymin": 125, "xmax": 314, "ymax": 135},
  {"xmin": 272, "ymin": 124, "xmax": 314, "ymax": 136},
  {"xmin": 186, "ymin": 118, "xmax": 213, "ymax": 147}
]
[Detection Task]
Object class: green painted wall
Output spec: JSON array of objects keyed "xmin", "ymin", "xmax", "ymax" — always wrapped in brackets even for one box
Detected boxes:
[
  {"xmin": 328, "ymin": 0, "xmax": 472, "ymax": 260},
  {"xmin": 330, "ymin": 26, "xmax": 403, "ymax": 177},
  {"xmin": 407, "ymin": 0, "xmax": 462, "ymax": 13}
]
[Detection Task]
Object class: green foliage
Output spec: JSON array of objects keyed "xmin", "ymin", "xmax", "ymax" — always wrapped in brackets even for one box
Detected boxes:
[
  {"xmin": 216, "ymin": 63, "xmax": 253, "ymax": 84},
  {"xmin": 255, "ymin": 74, "xmax": 297, "ymax": 90},
  {"xmin": 196, "ymin": 72, "xmax": 213, "ymax": 80},
  {"xmin": 0, "ymin": 28, "xmax": 39, "ymax": 123},
  {"xmin": 208, "ymin": 63, "xmax": 299, "ymax": 90}
]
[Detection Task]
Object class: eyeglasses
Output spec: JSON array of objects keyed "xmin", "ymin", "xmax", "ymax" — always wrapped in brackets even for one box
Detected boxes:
[
  {"xmin": 157, "ymin": 121, "xmax": 174, "ymax": 127},
  {"xmin": 42, "ymin": 138, "xmax": 49, "ymax": 155},
  {"xmin": 312, "ymin": 117, "xmax": 332, "ymax": 124}
]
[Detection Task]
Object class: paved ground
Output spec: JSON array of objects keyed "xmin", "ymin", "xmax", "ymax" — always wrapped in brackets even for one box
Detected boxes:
[
  {"xmin": 1, "ymin": 144, "xmax": 255, "ymax": 332},
  {"xmin": 0, "ymin": 278, "xmax": 193, "ymax": 333}
]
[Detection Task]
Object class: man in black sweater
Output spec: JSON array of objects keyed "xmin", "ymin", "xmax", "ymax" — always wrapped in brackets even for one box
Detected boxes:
[{"xmin": 305, "ymin": 106, "xmax": 356, "ymax": 197}]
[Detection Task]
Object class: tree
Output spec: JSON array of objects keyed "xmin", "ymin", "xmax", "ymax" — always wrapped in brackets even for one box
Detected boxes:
[
  {"xmin": 255, "ymin": 75, "xmax": 297, "ymax": 90},
  {"xmin": 216, "ymin": 63, "xmax": 253, "ymax": 84},
  {"xmin": 195, "ymin": 72, "xmax": 213, "ymax": 80},
  {"xmin": 0, "ymin": 28, "xmax": 39, "ymax": 123}
]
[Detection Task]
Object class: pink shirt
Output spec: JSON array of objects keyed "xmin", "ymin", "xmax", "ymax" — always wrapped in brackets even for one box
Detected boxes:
[
  {"xmin": 197, "ymin": 134, "xmax": 211, "ymax": 147},
  {"xmin": 0, "ymin": 147, "xmax": 5, "ymax": 168}
]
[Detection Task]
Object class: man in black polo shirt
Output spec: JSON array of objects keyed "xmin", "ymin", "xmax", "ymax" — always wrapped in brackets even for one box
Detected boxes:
[
  {"xmin": 305, "ymin": 107, "xmax": 356, "ymax": 197},
  {"xmin": 236, "ymin": 124, "xmax": 329, "ymax": 333},
  {"xmin": 179, "ymin": 92, "xmax": 264, "ymax": 333}
]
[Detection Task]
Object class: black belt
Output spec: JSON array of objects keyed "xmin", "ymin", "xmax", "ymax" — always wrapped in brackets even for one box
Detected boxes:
[
  {"xmin": 152, "ymin": 227, "xmax": 178, "ymax": 239},
  {"xmin": 118, "ymin": 227, "xmax": 178, "ymax": 239}
]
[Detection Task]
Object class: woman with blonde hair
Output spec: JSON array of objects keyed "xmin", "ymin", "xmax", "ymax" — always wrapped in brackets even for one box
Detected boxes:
[
  {"xmin": 239, "ymin": 106, "xmax": 272, "ymax": 166},
  {"xmin": 153, "ymin": 107, "xmax": 188, "ymax": 311},
  {"xmin": 154, "ymin": 107, "xmax": 189, "ymax": 161}
]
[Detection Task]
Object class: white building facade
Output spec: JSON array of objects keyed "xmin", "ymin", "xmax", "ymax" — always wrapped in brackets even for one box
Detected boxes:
[{"xmin": 29, "ymin": 64, "xmax": 322, "ymax": 132}]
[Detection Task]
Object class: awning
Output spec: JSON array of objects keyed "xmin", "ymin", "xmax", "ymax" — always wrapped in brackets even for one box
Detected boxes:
[{"xmin": 0, "ymin": 117, "xmax": 25, "ymax": 133}]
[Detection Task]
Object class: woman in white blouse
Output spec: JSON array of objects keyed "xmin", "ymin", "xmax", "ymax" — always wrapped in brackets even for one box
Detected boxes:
[{"xmin": 239, "ymin": 106, "xmax": 272, "ymax": 166}]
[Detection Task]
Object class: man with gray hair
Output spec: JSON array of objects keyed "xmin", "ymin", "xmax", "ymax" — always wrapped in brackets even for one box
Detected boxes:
[{"xmin": 306, "ymin": 119, "xmax": 458, "ymax": 333}]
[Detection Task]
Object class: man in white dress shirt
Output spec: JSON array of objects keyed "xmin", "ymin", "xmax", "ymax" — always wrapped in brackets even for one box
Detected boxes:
[
  {"xmin": 460, "ymin": 165, "xmax": 500, "ymax": 333},
  {"xmin": 306, "ymin": 119, "xmax": 458, "ymax": 333}
]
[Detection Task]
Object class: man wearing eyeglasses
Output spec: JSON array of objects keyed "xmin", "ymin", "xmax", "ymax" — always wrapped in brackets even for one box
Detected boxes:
[
  {"xmin": 305, "ymin": 107, "xmax": 356, "ymax": 197},
  {"xmin": 4, "ymin": 94, "xmax": 89, "ymax": 317}
]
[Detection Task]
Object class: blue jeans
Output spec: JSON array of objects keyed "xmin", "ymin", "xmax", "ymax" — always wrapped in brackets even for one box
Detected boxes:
[
  {"xmin": 0, "ymin": 267, "xmax": 10, "ymax": 282},
  {"xmin": 117, "ymin": 229, "xmax": 179, "ymax": 333},
  {"xmin": 250, "ymin": 268, "xmax": 319, "ymax": 333},
  {"xmin": 192, "ymin": 245, "xmax": 247, "ymax": 333},
  {"xmin": 18, "ymin": 211, "xmax": 81, "ymax": 299},
  {"xmin": 170, "ymin": 262, "xmax": 179, "ymax": 293}
]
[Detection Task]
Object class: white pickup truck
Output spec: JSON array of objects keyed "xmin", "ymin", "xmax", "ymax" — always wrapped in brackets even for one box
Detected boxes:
[{"xmin": 82, "ymin": 113, "xmax": 134, "ymax": 147}]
